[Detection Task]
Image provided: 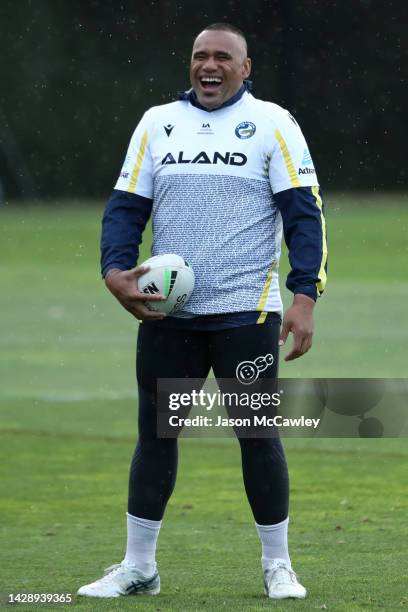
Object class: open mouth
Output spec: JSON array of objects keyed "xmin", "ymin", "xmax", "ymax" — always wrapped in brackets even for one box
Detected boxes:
[{"xmin": 199, "ymin": 76, "xmax": 223, "ymax": 93}]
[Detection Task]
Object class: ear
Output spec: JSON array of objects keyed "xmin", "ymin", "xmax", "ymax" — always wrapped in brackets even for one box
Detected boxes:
[{"xmin": 242, "ymin": 57, "xmax": 252, "ymax": 80}]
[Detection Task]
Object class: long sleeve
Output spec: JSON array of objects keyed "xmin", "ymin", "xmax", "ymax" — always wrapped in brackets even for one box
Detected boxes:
[
  {"xmin": 265, "ymin": 104, "xmax": 327, "ymax": 300},
  {"xmin": 101, "ymin": 108, "xmax": 155, "ymax": 278},
  {"xmin": 274, "ymin": 186, "xmax": 327, "ymax": 300},
  {"xmin": 100, "ymin": 189, "xmax": 153, "ymax": 278}
]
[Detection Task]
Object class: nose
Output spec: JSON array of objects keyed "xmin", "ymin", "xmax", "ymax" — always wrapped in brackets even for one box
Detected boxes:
[{"xmin": 202, "ymin": 56, "xmax": 218, "ymax": 72}]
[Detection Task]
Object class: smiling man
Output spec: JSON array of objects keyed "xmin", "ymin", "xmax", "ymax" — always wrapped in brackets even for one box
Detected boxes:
[
  {"xmin": 78, "ymin": 23, "xmax": 327, "ymax": 602},
  {"xmin": 190, "ymin": 27, "xmax": 251, "ymax": 109}
]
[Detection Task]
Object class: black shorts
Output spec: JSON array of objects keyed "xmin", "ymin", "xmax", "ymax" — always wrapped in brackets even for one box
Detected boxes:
[{"xmin": 136, "ymin": 317, "xmax": 281, "ymax": 437}]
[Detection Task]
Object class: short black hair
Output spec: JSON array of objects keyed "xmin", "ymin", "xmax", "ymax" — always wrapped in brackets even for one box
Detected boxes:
[{"xmin": 201, "ymin": 22, "xmax": 248, "ymax": 53}]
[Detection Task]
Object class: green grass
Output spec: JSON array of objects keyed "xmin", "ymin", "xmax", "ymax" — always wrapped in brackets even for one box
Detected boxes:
[{"xmin": 0, "ymin": 194, "xmax": 407, "ymax": 610}]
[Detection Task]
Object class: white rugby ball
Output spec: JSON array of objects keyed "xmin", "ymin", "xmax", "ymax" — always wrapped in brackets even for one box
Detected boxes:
[{"xmin": 137, "ymin": 254, "xmax": 195, "ymax": 315}]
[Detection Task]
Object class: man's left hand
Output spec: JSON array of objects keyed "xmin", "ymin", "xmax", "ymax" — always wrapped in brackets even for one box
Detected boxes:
[{"xmin": 279, "ymin": 294, "xmax": 315, "ymax": 361}]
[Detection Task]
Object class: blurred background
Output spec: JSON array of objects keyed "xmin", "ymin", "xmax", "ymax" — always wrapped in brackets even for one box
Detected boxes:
[
  {"xmin": 0, "ymin": 3, "xmax": 407, "ymax": 607},
  {"xmin": 0, "ymin": 0, "xmax": 405, "ymax": 200},
  {"xmin": 1, "ymin": 0, "xmax": 406, "ymax": 381}
]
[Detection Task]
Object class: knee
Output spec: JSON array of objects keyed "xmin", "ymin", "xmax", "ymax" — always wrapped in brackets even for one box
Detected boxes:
[
  {"xmin": 133, "ymin": 437, "xmax": 177, "ymax": 461},
  {"xmin": 239, "ymin": 437, "xmax": 287, "ymax": 464}
]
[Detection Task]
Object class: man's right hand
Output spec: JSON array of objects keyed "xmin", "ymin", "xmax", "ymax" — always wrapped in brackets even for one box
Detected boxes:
[{"xmin": 104, "ymin": 266, "xmax": 166, "ymax": 321}]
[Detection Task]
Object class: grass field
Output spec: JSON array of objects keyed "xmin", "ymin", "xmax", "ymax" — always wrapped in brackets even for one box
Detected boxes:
[{"xmin": 0, "ymin": 194, "xmax": 407, "ymax": 611}]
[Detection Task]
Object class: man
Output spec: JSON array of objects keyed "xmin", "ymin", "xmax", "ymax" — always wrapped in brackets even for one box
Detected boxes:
[{"xmin": 78, "ymin": 23, "xmax": 327, "ymax": 600}]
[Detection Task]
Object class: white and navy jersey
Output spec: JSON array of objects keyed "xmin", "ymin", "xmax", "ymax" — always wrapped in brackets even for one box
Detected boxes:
[{"xmin": 101, "ymin": 85, "xmax": 327, "ymax": 320}]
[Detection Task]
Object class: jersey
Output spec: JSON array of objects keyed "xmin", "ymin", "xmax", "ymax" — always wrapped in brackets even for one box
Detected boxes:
[{"xmin": 111, "ymin": 88, "xmax": 325, "ymax": 317}]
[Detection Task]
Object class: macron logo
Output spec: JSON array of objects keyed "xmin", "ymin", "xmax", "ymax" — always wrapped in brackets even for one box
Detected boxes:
[{"xmin": 164, "ymin": 124, "xmax": 174, "ymax": 137}]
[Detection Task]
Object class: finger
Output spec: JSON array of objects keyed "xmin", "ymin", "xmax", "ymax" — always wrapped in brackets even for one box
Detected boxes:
[
  {"xmin": 285, "ymin": 332, "xmax": 313, "ymax": 361},
  {"xmin": 300, "ymin": 335, "xmax": 312, "ymax": 355},
  {"xmin": 122, "ymin": 293, "xmax": 166, "ymax": 309},
  {"xmin": 142, "ymin": 311, "xmax": 167, "ymax": 320},
  {"xmin": 284, "ymin": 331, "xmax": 304, "ymax": 361},
  {"xmin": 279, "ymin": 321, "xmax": 290, "ymax": 346},
  {"xmin": 136, "ymin": 303, "xmax": 167, "ymax": 319},
  {"xmin": 129, "ymin": 267, "xmax": 167, "ymax": 301},
  {"xmin": 128, "ymin": 265, "xmax": 150, "ymax": 278},
  {"xmin": 284, "ymin": 347, "xmax": 303, "ymax": 361},
  {"xmin": 138, "ymin": 292, "xmax": 166, "ymax": 301},
  {"xmin": 127, "ymin": 304, "xmax": 166, "ymax": 320}
]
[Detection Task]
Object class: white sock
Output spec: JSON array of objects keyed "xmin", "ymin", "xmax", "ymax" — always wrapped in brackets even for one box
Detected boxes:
[
  {"xmin": 123, "ymin": 513, "xmax": 161, "ymax": 576},
  {"xmin": 256, "ymin": 517, "xmax": 291, "ymax": 570}
]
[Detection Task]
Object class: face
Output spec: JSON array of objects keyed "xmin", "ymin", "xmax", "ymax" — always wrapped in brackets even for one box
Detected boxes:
[{"xmin": 190, "ymin": 30, "xmax": 251, "ymax": 110}]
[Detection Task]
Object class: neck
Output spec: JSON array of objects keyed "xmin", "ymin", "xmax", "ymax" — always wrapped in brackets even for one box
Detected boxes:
[{"xmin": 190, "ymin": 81, "xmax": 251, "ymax": 112}]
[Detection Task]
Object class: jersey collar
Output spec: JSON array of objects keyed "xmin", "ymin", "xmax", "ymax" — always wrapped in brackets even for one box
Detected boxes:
[{"xmin": 178, "ymin": 80, "xmax": 252, "ymax": 112}]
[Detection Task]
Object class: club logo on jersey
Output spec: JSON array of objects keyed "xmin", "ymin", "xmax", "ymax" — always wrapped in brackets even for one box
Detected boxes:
[
  {"xmin": 164, "ymin": 124, "xmax": 174, "ymax": 137},
  {"xmin": 235, "ymin": 121, "xmax": 256, "ymax": 139},
  {"xmin": 236, "ymin": 353, "xmax": 274, "ymax": 385},
  {"xmin": 161, "ymin": 151, "xmax": 247, "ymax": 166}
]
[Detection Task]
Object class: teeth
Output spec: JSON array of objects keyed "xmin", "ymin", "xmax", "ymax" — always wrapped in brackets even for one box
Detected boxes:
[{"xmin": 200, "ymin": 77, "xmax": 222, "ymax": 84}]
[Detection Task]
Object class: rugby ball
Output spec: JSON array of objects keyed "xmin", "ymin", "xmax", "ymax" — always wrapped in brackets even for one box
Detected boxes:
[{"xmin": 137, "ymin": 254, "xmax": 195, "ymax": 315}]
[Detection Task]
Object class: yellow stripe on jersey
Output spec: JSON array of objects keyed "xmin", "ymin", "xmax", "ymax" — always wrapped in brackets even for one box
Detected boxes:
[
  {"xmin": 312, "ymin": 185, "xmax": 328, "ymax": 295},
  {"xmin": 257, "ymin": 311, "xmax": 268, "ymax": 324},
  {"xmin": 128, "ymin": 130, "xmax": 148, "ymax": 193},
  {"xmin": 274, "ymin": 128, "xmax": 301, "ymax": 188},
  {"xmin": 256, "ymin": 260, "xmax": 278, "ymax": 323}
]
